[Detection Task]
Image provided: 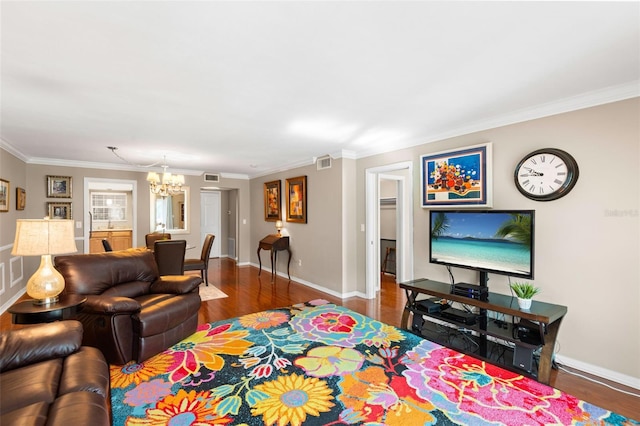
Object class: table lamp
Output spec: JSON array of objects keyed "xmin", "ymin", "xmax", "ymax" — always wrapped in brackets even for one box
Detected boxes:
[
  {"xmin": 11, "ymin": 218, "xmax": 77, "ymax": 305},
  {"xmin": 275, "ymin": 220, "xmax": 283, "ymax": 236}
]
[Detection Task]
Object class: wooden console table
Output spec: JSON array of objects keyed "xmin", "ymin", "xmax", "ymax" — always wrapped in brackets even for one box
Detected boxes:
[
  {"xmin": 399, "ymin": 278, "xmax": 567, "ymax": 384},
  {"xmin": 257, "ymin": 235, "xmax": 291, "ymax": 281}
]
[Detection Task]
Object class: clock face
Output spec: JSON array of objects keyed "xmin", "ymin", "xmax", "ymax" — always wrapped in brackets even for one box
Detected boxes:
[{"xmin": 514, "ymin": 148, "xmax": 579, "ymax": 201}]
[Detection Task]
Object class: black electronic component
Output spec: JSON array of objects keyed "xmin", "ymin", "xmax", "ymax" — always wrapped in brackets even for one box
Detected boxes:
[
  {"xmin": 440, "ymin": 307, "xmax": 478, "ymax": 325},
  {"xmin": 451, "ymin": 283, "xmax": 489, "ymax": 300},
  {"xmin": 416, "ymin": 298, "xmax": 448, "ymax": 313}
]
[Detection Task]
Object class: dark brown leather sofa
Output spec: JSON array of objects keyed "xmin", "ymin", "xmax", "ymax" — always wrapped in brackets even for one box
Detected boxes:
[
  {"xmin": 0, "ymin": 320, "xmax": 110, "ymax": 426},
  {"xmin": 54, "ymin": 248, "xmax": 201, "ymax": 365}
]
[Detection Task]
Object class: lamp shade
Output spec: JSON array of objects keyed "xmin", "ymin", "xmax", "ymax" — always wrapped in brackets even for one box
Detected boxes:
[
  {"xmin": 12, "ymin": 219, "xmax": 77, "ymax": 256},
  {"xmin": 275, "ymin": 220, "xmax": 283, "ymax": 230},
  {"xmin": 12, "ymin": 219, "xmax": 77, "ymax": 305}
]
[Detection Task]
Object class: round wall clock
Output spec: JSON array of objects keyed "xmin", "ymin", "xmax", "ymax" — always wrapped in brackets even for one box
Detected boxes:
[{"xmin": 514, "ymin": 148, "xmax": 579, "ymax": 201}]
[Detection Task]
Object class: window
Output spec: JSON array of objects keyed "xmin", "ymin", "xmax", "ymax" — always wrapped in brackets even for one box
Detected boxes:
[{"xmin": 91, "ymin": 192, "xmax": 127, "ymax": 222}]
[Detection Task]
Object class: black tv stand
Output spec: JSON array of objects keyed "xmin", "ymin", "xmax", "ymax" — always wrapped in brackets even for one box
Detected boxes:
[{"xmin": 399, "ymin": 278, "xmax": 567, "ymax": 384}]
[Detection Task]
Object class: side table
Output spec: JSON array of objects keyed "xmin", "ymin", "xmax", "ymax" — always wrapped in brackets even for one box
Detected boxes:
[
  {"xmin": 257, "ymin": 234, "xmax": 291, "ymax": 281},
  {"xmin": 8, "ymin": 294, "xmax": 87, "ymax": 324}
]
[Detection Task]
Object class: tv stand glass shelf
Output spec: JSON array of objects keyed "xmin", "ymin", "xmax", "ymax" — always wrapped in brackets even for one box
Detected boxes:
[{"xmin": 399, "ymin": 278, "xmax": 567, "ymax": 384}]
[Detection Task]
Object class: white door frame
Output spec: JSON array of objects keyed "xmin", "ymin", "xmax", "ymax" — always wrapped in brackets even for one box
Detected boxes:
[
  {"xmin": 83, "ymin": 177, "xmax": 138, "ymax": 252},
  {"xmin": 365, "ymin": 161, "xmax": 413, "ymax": 299}
]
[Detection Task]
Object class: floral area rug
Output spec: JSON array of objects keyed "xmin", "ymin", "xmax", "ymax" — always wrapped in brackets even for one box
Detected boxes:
[{"xmin": 110, "ymin": 300, "xmax": 637, "ymax": 425}]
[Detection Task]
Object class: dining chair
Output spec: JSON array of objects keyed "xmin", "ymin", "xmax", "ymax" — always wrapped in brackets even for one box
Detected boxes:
[
  {"xmin": 145, "ymin": 232, "xmax": 171, "ymax": 250},
  {"xmin": 184, "ymin": 234, "xmax": 215, "ymax": 286},
  {"xmin": 102, "ymin": 239, "xmax": 113, "ymax": 252},
  {"xmin": 153, "ymin": 240, "xmax": 186, "ymax": 275}
]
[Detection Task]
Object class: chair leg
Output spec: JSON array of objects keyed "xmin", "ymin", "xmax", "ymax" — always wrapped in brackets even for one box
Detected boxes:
[{"xmin": 202, "ymin": 269, "xmax": 207, "ymax": 286}]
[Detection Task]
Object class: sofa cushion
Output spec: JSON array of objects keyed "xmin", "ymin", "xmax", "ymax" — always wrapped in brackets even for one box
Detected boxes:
[
  {"xmin": 47, "ymin": 391, "xmax": 111, "ymax": 426},
  {"xmin": 0, "ymin": 321, "xmax": 82, "ymax": 372},
  {"xmin": 133, "ymin": 292, "xmax": 201, "ymax": 337},
  {"xmin": 60, "ymin": 347, "xmax": 110, "ymax": 397},
  {"xmin": 0, "ymin": 401, "xmax": 49, "ymax": 426},
  {"xmin": 0, "ymin": 359, "xmax": 62, "ymax": 414},
  {"xmin": 55, "ymin": 248, "xmax": 159, "ymax": 296}
]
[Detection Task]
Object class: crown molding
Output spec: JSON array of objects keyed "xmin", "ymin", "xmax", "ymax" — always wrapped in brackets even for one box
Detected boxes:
[{"xmin": 355, "ymin": 80, "xmax": 640, "ymax": 160}]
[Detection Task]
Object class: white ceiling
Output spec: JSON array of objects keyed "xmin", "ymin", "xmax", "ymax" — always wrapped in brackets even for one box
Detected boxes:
[{"xmin": 1, "ymin": 1, "xmax": 638, "ymax": 178}]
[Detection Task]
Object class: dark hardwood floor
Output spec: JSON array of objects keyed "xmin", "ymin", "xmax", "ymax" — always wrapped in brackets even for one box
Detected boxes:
[{"xmin": 2, "ymin": 257, "xmax": 638, "ymax": 420}]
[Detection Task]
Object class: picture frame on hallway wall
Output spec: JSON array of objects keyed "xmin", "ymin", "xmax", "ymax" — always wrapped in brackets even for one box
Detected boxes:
[
  {"xmin": 264, "ymin": 180, "xmax": 281, "ymax": 222},
  {"xmin": 286, "ymin": 175, "xmax": 307, "ymax": 223},
  {"xmin": 420, "ymin": 142, "xmax": 493, "ymax": 208},
  {"xmin": 16, "ymin": 187, "xmax": 26, "ymax": 210},
  {"xmin": 47, "ymin": 175, "xmax": 73, "ymax": 198},
  {"xmin": 48, "ymin": 202, "xmax": 72, "ymax": 219},
  {"xmin": 0, "ymin": 179, "xmax": 9, "ymax": 212}
]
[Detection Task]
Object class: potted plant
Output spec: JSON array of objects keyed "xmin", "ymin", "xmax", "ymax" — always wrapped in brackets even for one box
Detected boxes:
[{"xmin": 510, "ymin": 282, "xmax": 540, "ymax": 310}]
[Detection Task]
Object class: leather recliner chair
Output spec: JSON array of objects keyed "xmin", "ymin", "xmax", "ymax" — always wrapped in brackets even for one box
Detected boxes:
[
  {"xmin": 54, "ymin": 248, "xmax": 202, "ymax": 365},
  {"xmin": 0, "ymin": 320, "xmax": 110, "ymax": 425}
]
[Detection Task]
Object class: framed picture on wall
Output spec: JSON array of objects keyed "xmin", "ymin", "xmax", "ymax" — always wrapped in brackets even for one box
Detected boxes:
[
  {"xmin": 16, "ymin": 187, "xmax": 26, "ymax": 210},
  {"xmin": 420, "ymin": 142, "xmax": 492, "ymax": 208},
  {"xmin": 47, "ymin": 175, "xmax": 73, "ymax": 198},
  {"xmin": 264, "ymin": 180, "xmax": 281, "ymax": 221},
  {"xmin": 47, "ymin": 202, "xmax": 72, "ymax": 219},
  {"xmin": 0, "ymin": 179, "xmax": 9, "ymax": 212},
  {"xmin": 286, "ymin": 175, "xmax": 307, "ymax": 223}
]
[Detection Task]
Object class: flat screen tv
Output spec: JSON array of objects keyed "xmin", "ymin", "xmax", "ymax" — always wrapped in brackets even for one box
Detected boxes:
[{"xmin": 429, "ymin": 210, "xmax": 535, "ymax": 284}]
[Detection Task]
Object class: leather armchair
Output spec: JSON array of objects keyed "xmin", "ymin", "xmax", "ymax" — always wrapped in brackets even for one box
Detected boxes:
[
  {"xmin": 0, "ymin": 320, "xmax": 110, "ymax": 426},
  {"xmin": 55, "ymin": 248, "xmax": 202, "ymax": 365}
]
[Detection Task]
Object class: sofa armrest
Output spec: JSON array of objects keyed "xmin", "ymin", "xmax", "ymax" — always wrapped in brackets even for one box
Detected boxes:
[
  {"xmin": 0, "ymin": 320, "xmax": 83, "ymax": 372},
  {"xmin": 82, "ymin": 295, "xmax": 141, "ymax": 314},
  {"xmin": 150, "ymin": 275, "xmax": 202, "ymax": 294}
]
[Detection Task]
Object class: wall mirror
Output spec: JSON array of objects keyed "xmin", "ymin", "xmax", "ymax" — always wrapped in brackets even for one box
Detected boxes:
[{"xmin": 150, "ymin": 187, "xmax": 189, "ymax": 234}]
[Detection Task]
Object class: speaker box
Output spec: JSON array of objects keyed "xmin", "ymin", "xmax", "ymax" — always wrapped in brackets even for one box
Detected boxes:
[{"xmin": 513, "ymin": 344, "xmax": 535, "ymax": 372}]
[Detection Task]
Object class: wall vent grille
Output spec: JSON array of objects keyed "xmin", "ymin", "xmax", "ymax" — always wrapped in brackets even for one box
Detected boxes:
[
  {"xmin": 317, "ymin": 155, "xmax": 332, "ymax": 170},
  {"xmin": 203, "ymin": 173, "xmax": 220, "ymax": 183}
]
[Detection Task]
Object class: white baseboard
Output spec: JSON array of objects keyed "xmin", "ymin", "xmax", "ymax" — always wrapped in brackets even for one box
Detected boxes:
[{"xmin": 554, "ymin": 354, "xmax": 640, "ymax": 391}]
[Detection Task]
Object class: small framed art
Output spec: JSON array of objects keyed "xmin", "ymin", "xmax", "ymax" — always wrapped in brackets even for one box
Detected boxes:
[
  {"xmin": 0, "ymin": 179, "xmax": 9, "ymax": 212},
  {"xmin": 47, "ymin": 175, "xmax": 73, "ymax": 198},
  {"xmin": 420, "ymin": 143, "xmax": 492, "ymax": 208},
  {"xmin": 16, "ymin": 187, "xmax": 26, "ymax": 210},
  {"xmin": 264, "ymin": 180, "xmax": 282, "ymax": 221},
  {"xmin": 286, "ymin": 176, "xmax": 307, "ymax": 223},
  {"xmin": 48, "ymin": 202, "xmax": 72, "ymax": 219}
]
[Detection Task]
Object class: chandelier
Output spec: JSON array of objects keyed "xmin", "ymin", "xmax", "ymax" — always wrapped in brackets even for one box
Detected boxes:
[{"xmin": 146, "ymin": 164, "xmax": 185, "ymax": 197}]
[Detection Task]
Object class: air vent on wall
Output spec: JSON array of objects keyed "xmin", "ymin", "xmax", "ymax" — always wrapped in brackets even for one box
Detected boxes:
[
  {"xmin": 316, "ymin": 155, "xmax": 332, "ymax": 170},
  {"xmin": 203, "ymin": 173, "xmax": 220, "ymax": 183}
]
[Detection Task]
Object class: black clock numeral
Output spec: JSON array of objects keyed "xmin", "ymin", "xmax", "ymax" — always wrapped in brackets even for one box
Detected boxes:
[
  {"xmin": 540, "ymin": 155, "xmax": 546, "ymax": 163},
  {"xmin": 530, "ymin": 158, "xmax": 537, "ymax": 165},
  {"xmin": 529, "ymin": 184, "xmax": 535, "ymax": 193},
  {"xmin": 554, "ymin": 163, "xmax": 565, "ymax": 169},
  {"xmin": 557, "ymin": 171, "xmax": 566, "ymax": 176},
  {"xmin": 539, "ymin": 187, "xmax": 544, "ymax": 194},
  {"xmin": 521, "ymin": 179, "xmax": 530, "ymax": 186},
  {"xmin": 554, "ymin": 179, "xmax": 563, "ymax": 185}
]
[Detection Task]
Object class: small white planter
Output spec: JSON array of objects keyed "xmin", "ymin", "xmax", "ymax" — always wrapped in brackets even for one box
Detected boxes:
[{"xmin": 517, "ymin": 297, "xmax": 532, "ymax": 310}]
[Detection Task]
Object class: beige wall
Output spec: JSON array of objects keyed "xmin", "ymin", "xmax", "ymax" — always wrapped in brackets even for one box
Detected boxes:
[
  {"xmin": 250, "ymin": 161, "xmax": 345, "ymax": 294},
  {"xmin": 355, "ymin": 98, "xmax": 639, "ymax": 383}
]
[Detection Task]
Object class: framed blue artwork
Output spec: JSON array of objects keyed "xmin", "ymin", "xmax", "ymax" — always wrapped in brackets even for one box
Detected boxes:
[{"xmin": 420, "ymin": 143, "xmax": 492, "ymax": 208}]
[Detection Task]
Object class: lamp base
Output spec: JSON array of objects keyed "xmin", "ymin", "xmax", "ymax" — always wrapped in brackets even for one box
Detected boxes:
[{"xmin": 32, "ymin": 295, "xmax": 60, "ymax": 306}]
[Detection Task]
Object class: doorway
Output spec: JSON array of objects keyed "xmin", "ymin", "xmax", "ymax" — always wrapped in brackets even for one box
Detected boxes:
[
  {"xmin": 365, "ymin": 161, "xmax": 413, "ymax": 299},
  {"xmin": 83, "ymin": 178, "xmax": 138, "ymax": 253}
]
